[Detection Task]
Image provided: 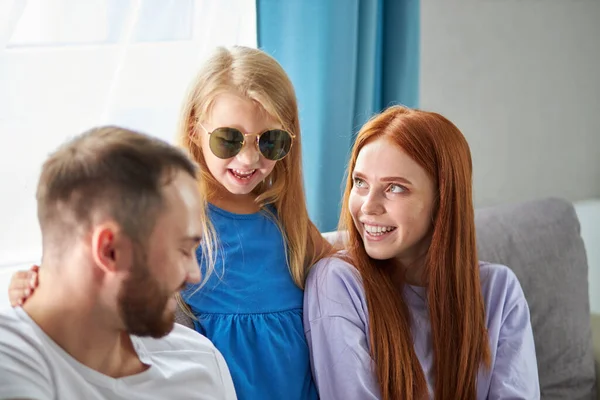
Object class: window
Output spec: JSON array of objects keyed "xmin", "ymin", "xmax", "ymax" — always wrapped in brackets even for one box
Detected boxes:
[{"xmin": 0, "ymin": 0, "xmax": 257, "ymax": 276}]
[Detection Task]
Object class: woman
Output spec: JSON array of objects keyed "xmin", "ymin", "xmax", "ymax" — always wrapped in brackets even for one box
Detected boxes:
[{"xmin": 303, "ymin": 106, "xmax": 540, "ymax": 399}]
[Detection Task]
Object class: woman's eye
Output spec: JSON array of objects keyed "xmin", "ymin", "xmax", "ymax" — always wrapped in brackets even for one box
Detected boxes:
[
  {"xmin": 353, "ymin": 178, "xmax": 365, "ymax": 188},
  {"xmin": 388, "ymin": 184, "xmax": 406, "ymax": 194}
]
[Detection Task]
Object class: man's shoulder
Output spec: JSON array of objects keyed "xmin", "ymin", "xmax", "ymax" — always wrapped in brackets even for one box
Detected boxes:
[
  {"xmin": 136, "ymin": 322, "xmax": 218, "ymax": 355},
  {"xmin": 166, "ymin": 322, "xmax": 217, "ymax": 350},
  {"xmin": 0, "ymin": 307, "xmax": 50, "ymax": 363},
  {"xmin": 0, "ymin": 305, "xmax": 24, "ymax": 325},
  {"xmin": 0, "ymin": 306, "xmax": 43, "ymax": 347},
  {"xmin": 0, "ymin": 307, "xmax": 54, "ymax": 399},
  {"xmin": 134, "ymin": 324, "xmax": 236, "ymax": 396}
]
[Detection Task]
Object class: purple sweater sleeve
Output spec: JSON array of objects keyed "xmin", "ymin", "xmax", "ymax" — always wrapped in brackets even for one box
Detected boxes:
[
  {"xmin": 303, "ymin": 257, "xmax": 381, "ymax": 400},
  {"xmin": 484, "ymin": 265, "xmax": 540, "ymax": 399}
]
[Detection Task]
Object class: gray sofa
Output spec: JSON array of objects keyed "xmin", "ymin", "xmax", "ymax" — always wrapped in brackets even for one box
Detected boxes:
[
  {"xmin": 474, "ymin": 198, "xmax": 598, "ymax": 399},
  {"xmin": 175, "ymin": 197, "xmax": 600, "ymax": 399}
]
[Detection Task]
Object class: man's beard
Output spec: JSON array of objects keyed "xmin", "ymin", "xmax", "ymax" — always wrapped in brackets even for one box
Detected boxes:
[{"xmin": 117, "ymin": 249, "xmax": 176, "ymax": 338}]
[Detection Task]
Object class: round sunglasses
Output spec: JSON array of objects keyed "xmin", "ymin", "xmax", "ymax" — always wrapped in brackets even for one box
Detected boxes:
[{"xmin": 200, "ymin": 123, "xmax": 295, "ymax": 161}]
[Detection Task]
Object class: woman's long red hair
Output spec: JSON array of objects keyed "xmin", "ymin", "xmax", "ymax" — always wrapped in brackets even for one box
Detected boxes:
[{"xmin": 339, "ymin": 106, "xmax": 491, "ymax": 399}]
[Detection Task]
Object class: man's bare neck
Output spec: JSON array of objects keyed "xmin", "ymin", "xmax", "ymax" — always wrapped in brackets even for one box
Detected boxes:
[{"xmin": 22, "ymin": 272, "xmax": 148, "ymax": 378}]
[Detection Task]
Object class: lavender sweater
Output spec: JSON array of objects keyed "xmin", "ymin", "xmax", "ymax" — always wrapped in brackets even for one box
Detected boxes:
[{"xmin": 303, "ymin": 256, "xmax": 540, "ymax": 399}]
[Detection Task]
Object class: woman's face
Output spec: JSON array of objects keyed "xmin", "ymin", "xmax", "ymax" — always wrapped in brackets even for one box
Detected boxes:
[{"xmin": 349, "ymin": 136, "xmax": 436, "ymax": 267}]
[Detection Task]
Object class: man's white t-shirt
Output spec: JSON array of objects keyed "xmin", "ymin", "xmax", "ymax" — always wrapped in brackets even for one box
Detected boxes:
[{"xmin": 0, "ymin": 307, "xmax": 237, "ymax": 400}]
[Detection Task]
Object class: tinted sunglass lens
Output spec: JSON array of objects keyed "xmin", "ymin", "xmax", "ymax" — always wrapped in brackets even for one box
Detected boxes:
[
  {"xmin": 258, "ymin": 130, "xmax": 292, "ymax": 160},
  {"xmin": 209, "ymin": 128, "xmax": 244, "ymax": 159}
]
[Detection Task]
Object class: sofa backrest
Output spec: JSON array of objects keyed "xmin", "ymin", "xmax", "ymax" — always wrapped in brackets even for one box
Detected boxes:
[{"xmin": 475, "ymin": 197, "xmax": 596, "ymax": 399}]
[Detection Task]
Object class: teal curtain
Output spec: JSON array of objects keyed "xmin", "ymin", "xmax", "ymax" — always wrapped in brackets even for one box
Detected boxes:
[{"xmin": 257, "ymin": 0, "xmax": 419, "ymax": 232}]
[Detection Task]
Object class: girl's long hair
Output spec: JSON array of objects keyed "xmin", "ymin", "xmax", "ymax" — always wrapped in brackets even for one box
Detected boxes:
[{"xmin": 175, "ymin": 46, "xmax": 334, "ymax": 306}]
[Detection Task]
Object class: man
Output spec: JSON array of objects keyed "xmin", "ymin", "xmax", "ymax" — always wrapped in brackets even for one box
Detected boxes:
[{"xmin": 0, "ymin": 126, "xmax": 236, "ymax": 399}]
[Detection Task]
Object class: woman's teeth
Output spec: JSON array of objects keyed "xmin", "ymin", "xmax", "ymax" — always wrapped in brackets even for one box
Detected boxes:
[{"xmin": 363, "ymin": 224, "xmax": 396, "ymax": 236}]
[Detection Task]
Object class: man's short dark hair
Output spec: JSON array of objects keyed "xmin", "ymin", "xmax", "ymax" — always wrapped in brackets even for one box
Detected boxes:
[{"xmin": 36, "ymin": 126, "xmax": 198, "ymax": 247}]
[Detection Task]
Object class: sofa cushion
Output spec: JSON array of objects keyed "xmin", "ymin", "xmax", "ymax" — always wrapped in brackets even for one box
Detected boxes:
[
  {"xmin": 591, "ymin": 313, "xmax": 600, "ymax": 400},
  {"xmin": 475, "ymin": 198, "xmax": 596, "ymax": 399},
  {"xmin": 175, "ymin": 306, "xmax": 195, "ymax": 330}
]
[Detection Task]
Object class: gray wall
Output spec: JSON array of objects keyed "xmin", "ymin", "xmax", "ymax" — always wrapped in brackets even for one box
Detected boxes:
[{"xmin": 420, "ymin": 1, "xmax": 600, "ymax": 207}]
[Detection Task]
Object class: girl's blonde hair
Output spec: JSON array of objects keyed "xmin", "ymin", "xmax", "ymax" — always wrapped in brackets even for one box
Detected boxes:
[{"xmin": 176, "ymin": 46, "xmax": 333, "ymax": 311}]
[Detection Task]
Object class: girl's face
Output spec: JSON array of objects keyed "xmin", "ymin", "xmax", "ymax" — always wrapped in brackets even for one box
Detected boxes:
[
  {"xmin": 349, "ymin": 137, "xmax": 436, "ymax": 268},
  {"xmin": 197, "ymin": 92, "xmax": 279, "ymax": 197}
]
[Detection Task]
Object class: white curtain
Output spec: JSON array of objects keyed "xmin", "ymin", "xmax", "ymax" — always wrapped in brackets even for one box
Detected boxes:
[
  {"xmin": 0, "ymin": 0, "xmax": 257, "ymax": 269},
  {"xmin": 0, "ymin": 0, "xmax": 25, "ymax": 49}
]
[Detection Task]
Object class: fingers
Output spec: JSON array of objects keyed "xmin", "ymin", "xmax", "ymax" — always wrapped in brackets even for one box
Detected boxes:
[
  {"xmin": 8, "ymin": 267, "xmax": 39, "ymax": 307},
  {"xmin": 9, "ymin": 287, "xmax": 30, "ymax": 307},
  {"xmin": 29, "ymin": 266, "xmax": 39, "ymax": 288}
]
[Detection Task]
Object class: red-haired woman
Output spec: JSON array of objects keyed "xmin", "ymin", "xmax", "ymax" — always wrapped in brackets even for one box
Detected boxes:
[{"xmin": 304, "ymin": 106, "xmax": 539, "ymax": 400}]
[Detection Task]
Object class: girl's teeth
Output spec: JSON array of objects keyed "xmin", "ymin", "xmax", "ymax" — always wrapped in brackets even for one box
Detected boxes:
[{"xmin": 231, "ymin": 169, "xmax": 255, "ymax": 179}]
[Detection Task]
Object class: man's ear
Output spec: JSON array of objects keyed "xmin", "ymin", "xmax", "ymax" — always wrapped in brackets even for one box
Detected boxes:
[{"xmin": 91, "ymin": 221, "xmax": 131, "ymax": 274}]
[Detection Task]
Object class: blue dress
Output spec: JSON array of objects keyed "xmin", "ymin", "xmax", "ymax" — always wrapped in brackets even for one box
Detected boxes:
[{"xmin": 183, "ymin": 204, "xmax": 318, "ymax": 400}]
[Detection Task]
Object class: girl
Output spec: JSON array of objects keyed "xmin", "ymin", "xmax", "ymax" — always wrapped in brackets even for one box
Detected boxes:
[
  {"xmin": 9, "ymin": 46, "xmax": 334, "ymax": 400},
  {"xmin": 303, "ymin": 106, "xmax": 540, "ymax": 399}
]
